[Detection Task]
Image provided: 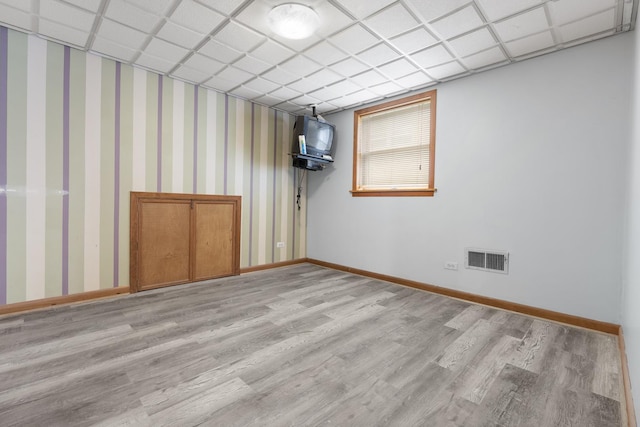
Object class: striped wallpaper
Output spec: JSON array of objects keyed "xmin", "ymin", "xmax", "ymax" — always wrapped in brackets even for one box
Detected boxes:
[{"xmin": 0, "ymin": 27, "xmax": 307, "ymax": 306}]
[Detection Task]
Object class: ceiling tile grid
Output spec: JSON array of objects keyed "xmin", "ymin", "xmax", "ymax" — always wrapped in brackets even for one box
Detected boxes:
[{"xmin": 0, "ymin": 0, "xmax": 635, "ymax": 115}]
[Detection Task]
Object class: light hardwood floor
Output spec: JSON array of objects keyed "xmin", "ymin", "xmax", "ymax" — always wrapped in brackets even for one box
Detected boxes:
[{"xmin": 0, "ymin": 263, "xmax": 624, "ymax": 426}]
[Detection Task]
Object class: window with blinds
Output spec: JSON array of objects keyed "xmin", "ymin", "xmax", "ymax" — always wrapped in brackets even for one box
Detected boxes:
[{"xmin": 352, "ymin": 90, "xmax": 436, "ymax": 197}]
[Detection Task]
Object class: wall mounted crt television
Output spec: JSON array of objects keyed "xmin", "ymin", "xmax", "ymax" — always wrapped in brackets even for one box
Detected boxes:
[{"xmin": 291, "ymin": 115, "xmax": 336, "ymax": 159}]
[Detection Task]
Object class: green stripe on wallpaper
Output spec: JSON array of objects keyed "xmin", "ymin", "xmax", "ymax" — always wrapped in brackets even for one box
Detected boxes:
[
  {"xmin": 0, "ymin": 25, "xmax": 307, "ymax": 308},
  {"xmin": 145, "ymin": 72, "xmax": 158, "ymax": 192},
  {"xmin": 45, "ymin": 42, "xmax": 64, "ymax": 298},
  {"xmin": 68, "ymin": 48, "xmax": 86, "ymax": 296},
  {"xmin": 99, "ymin": 59, "xmax": 115, "ymax": 289},
  {"xmin": 161, "ymin": 77, "xmax": 173, "ymax": 193},
  {"xmin": 118, "ymin": 63, "xmax": 133, "ymax": 287},
  {"xmin": 6, "ymin": 29, "xmax": 27, "ymax": 304}
]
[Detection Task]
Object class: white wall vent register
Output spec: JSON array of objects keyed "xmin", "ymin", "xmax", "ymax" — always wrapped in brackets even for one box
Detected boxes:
[{"xmin": 465, "ymin": 248, "xmax": 509, "ymax": 274}]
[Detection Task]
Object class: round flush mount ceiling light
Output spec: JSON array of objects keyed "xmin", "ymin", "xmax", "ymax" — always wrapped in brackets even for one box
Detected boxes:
[{"xmin": 267, "ymin": 3, "xmax": 319, "ymax": 40}]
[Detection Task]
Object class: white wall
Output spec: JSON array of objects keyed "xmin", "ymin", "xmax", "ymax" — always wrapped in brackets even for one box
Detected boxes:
[
  {"xmin": 622, "ymin": 24, "xmax": 640, "ymax": 416},
  {"xmin": 307, "ymin": 33, "xmax": 632, "ymax": 324}
]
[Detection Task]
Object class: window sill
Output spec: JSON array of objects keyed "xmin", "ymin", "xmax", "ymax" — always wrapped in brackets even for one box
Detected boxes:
[{"xmin": 350, "ymin": 189, "xmax": 437, "ymax": 197}]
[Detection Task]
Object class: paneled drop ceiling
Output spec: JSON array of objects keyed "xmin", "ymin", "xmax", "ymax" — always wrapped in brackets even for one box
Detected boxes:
[{"xmin": 0, "ymin": 0, "xmax": 636, "ymax": 115}]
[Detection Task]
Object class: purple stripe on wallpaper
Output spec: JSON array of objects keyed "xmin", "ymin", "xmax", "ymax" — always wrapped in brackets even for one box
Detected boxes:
[
  {"xmin": 62, "ymin": 46, "xmax": 70, "ymax": 295},
  {"xmin": 271, "ymin": 111, "xmax": 277, "ymax": 264},
  {"xmin": 0, "ymin": 26, "xmax": 8, "ymax": 305},
  {"xmin": 248, "ymin": 103, "xmax": 255, "ymax": 266},
  {"xmin": 113, "ymin": 62, "xmax": 121, "ymax": 287},
  {"xmin": 157, "ymin": 76, "xmax": 163, "ymax": 192},
  {"xmin": 193, "ymin": 86, "xmax": 198, "ymax": 194}
]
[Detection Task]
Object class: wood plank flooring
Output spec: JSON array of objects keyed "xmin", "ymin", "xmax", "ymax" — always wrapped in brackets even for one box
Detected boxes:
[{"xmin": 0, "ymin": 263, "xmax": 624, "ymax": 426}]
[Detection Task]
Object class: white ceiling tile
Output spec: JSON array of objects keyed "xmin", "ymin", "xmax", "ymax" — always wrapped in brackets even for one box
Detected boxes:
[
  {"xmin": 304, "ymin": 41, "xmax": 348, "ymax": 66},
  {"xmin": 395, "ymin": 71, "xmax": 434, "ymax": 88},
  {"xmin": 350, "ymin": 69, "xmax": 388, "ymax": 87},
  {"xmin": 216, "ymin": 65, "xmax": 254, "ymax": 85},
  {"xmin": 233, "ymin": 55, "xmax": 272, "ymax": 75},
  {"xmin": 462, "ymin": 46, "xmax": 508, "ymax": 69},
  {"xmin": 97, "ymin": 19, "xmax": 147, "ymax": 50},
  {"xmin": 356, "ymin": 43, "xmax": 400, "ymax": 67},
  {"xmin": 198, "ymin": 39, "xmax": 243, "ymax": 63},
  {"xmin": 171, "ymin": 65, "xmax": 212, "ymax": 83},
  {"xmin": 91, "ymin": 37, "xmax": 138, "ymax": 62},
  {"xmin": 270, "ymin": 86, "xmax": 303, "ymax": 101},
  {"xmin": 61, "ymin": 0, "xmax": 102, "ymax": 12},
  {"xmin": 410, "ymin": 44, "xmax": 453, "ymax": 68},
  {"xmin": 213, "ymin": 21, "xmax": 265, "ymax": 52},
  {"xmin": 135, "ymin": 53, "xmax": 176, "ymax": 73},
  {"xmin": 145, "ymin": 38, "xmax": 188, "ymax": 62},
  {"xmin": 430, "ymin": 4, "xmax": 485, "ymax": 40},
  {"xmin": 548, "ymin": 0, "xmax": 616, "ymax": 25},
  {"xmin": 449, "ymin": 27, "xmax": 496, "ymax": 57},
  {"xmin": 559, "ymin": 9, "xmax": 616, "ymax": 42},
  {"xmin": 230, "ymin": 85, "xmax": 262, "ymax": 100},
  {"xmin": 313, "ymin": 1, "xmax": 354, "ymax": 38},
  {"xmin": 183, "ymin": 53, "xmax": 225, "ymax": 74},
  {"xmin": 274, "ymin": 101, "xmax": 306, "ymax": 113},
  {"xmin": 290, "ymin": 94, "xmax": 322, "ymax": 107},
  {"xmin": 195, "ymin": 0, "xmax": 246, "ymax": 15},
  {"xmin": 243, "ymin": 77, "xmax": 280, "ymax": 94},
  {"xmin": 329, "ymin": 57, "xmax": 369, "ymax": 77},
  {"xmin": 370, "ymin": 81, "xmax": 404, "ymax": 96},
  {"xmin": 335, "ymin": 89, "xmax": 380, "ymax": 107},
  {"xmin": 0, "ymin": 0, "xmax": 30, "ymax": 12},
  {"xmin": 104, "ymin": 0, "xmax": 161, "ymax": 33},
  {"xmin": 287, "ymin": 78, "xmax": 324, "ymax": 94},
  {"xmin": 279, "ymin": 55, "xmax": 322, "ymax": 77},
  {"xmin": 38, "ymin": 19, "xmax": 89, "ymax": 46},
  {"xmin": 250, "ymin": 40, "xmax": 295, "ymax": 65},
  {"xmin": 329, "ymin": 24, "xmax": 380, "ymax": 54},
  {"xmin": 262, "ymin": 67, "xmax": 299, "ymax": 85},
  {"xmin": 390, "ymin": 27, "xmax": 438, "ymax": 54},
  {"xmin": 304, "ymin": 68, "xmax": 344, "ymax": 88},
  {"xmin": 308, "ymin": 86, "xmax": 343, "ymax": 101},
  {"xmin": 409, "ymin": 0, "xmax": 471, "ymax": 22},
  {"xmin": 563, "ymin": 29, "xmax": 615, "ymax": 48},
  {"xmin": 334, "ymin": 0, "xmax": 396, "ymax": 19},
  {"xmin": 0, "ymin": 4, "xmax": 32, "ymax": 31},
  {"xmin": 494, "ymin": 7, "xmax": 549, "ymax": 42},
  {"xmin": 364, "ymin": 3, "xmax": 420, "ymax": 39},
  {"xmin": 426, "ymin": 60, "xmax": 467, "ymax": 79},
  {"xmin": 40, "ymin": 0, "xmax": 95, "ymax": 32},
  {"xmin": 254, "ymin": 94, "xmax": 286, "ymax": 107},
  {"xmin": 171, "ymin": 0, "xmax": 225, "ymax": 35},
  {"xmin": 476, "ymin": 0, "xmax": 542, "ymax": 21},
  {"xmin": 123, "ymin": 0, "xmax": 174, "ymax": 15},
  {"xmin": 504, "ymin": 30, "xmax": 555, "ymax": 57},
  {"xmin": 157, "ymin": 22, "xmax": 205, "ymax": 49},
  {"xmin": 203, "ymin": 75, "xmax": 238, "ymax": 92},
  {"xmin": 377, "ymin": 58, "xmax": 418, "ymax": 79},
  {"xmin": 327, "ymin": 79, "xmax": 363, "ymax": 95}
]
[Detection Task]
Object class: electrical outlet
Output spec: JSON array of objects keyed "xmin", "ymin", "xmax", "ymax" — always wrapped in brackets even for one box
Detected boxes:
[
  {"xmin": 276, "ymin": 242, "xmax": 285, "ymax": 248},
  {"xmin": 444, "ymin": 262, "xmax": 458, "ymax": 271}
]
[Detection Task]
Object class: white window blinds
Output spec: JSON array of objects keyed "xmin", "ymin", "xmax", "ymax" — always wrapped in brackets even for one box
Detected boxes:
[{"xmin": 357, "ymin": 99, "xmax": 431, "ymax": 190}]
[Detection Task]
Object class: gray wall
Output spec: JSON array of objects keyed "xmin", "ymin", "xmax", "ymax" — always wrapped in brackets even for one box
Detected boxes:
[
  {"xmin": 307, "ymin": 33, "xmax": 632, "ymax": 324},
  {"xmin": 623, "ymin": 23, "xmax": 640, "ymax": 417}
]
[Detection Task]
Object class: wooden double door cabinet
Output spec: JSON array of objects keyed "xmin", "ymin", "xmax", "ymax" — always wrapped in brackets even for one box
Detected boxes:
[{"xmin": 130, "ymin": 192, "xmax": 241, "ymax": 292}]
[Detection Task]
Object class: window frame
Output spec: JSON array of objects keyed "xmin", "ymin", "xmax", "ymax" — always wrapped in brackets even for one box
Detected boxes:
[{"xmin": 351, "ymin": 90, "xmax": 437, "ymax": 197}]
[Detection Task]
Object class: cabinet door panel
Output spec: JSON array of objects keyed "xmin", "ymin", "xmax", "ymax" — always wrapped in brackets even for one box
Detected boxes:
[
  {"xmin": 138, "ymin": 200, "xmax": 191, "ymax": 290},
  {"xmin": 193, "ymin": 202, "xmax": 235, "ymax": 280}
]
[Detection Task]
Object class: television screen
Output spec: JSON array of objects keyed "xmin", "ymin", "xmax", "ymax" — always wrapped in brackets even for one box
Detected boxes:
[
  {"xmin": 292, "ymin": 115, "xmax": 335, "ymax": 157},
  {"xmin": 306, "ymin": 119, "xmax": 333, "ymax": 153}
]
